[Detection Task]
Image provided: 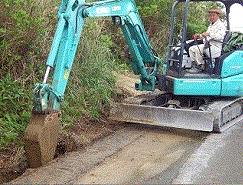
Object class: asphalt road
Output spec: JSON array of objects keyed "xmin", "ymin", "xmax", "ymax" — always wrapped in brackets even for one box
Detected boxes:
[
  {"xmin": 11, "ymin": 122, "xmax": 243, "ymax": 184},
  {"xmin": 173, "ymin": 121, "xmax": 243, "ymax": 184}
]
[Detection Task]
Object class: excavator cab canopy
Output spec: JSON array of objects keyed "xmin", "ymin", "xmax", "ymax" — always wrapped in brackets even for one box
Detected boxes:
[{"xmin": 166, "ymin": 0, "xmax": 243, "ymax": 77}]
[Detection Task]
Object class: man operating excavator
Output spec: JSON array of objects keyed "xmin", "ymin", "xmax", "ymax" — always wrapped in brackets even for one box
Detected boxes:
[{"xmin": 188, "ymin": 8, "xmax": 226, "ymax": 73}]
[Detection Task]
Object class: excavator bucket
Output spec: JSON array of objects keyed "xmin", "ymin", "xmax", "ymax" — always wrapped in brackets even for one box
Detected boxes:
[
  {"xmin": 24, "ymin": 112, "xmax": 60, "ymax": 168},
  {"xmin": 110, "ymin": 91, "xmax": 243, "ymax": 132}
]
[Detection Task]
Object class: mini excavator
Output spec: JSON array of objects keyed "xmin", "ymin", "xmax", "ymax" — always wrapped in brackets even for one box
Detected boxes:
[{"xmin": 24, "ymin": 0, "xmax": 243, "ymax": 167}]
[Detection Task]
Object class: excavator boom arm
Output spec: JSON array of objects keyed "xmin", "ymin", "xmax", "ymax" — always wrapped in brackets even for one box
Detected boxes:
[{"xmin": 34, "ymin": 0, "xmax": 161, "ymax": 113}]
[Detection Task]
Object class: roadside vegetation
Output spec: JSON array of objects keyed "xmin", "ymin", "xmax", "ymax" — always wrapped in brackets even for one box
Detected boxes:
[{"xmin": 0, "ymin": 0, "xmax": 217, "ymax": 182}]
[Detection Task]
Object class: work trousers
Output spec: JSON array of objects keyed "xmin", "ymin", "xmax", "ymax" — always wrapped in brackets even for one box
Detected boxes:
[{"xmin": 189, "ymin": 44, "xmax": 222, "ymax": 65}]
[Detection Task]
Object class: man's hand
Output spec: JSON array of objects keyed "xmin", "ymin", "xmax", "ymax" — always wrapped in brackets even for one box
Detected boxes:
[
  {"xmin": 192, "ymin": 32, "xmax": 210, "ymax": 40},
  {"xmin": 202, "ymin": 32, "xmax": 210, "ymax": 38},
  {"xmin": 192, "ymin": 33, "xmax": 201, "ymax": 41}
]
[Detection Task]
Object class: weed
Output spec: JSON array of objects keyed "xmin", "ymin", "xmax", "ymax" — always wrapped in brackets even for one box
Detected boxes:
[{"xmin": 0, "ymin": 75, "xmax": 31, "ymax": 149}]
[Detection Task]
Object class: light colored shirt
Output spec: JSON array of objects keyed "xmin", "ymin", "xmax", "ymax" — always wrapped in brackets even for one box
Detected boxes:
[{"xmin": 206, "ymin": 19, "xmax": 226, "ymax": 49}]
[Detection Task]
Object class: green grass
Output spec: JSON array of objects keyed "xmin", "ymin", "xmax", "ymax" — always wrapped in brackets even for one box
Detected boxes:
[{"xmin": 0, "ymin": 75, "xmax": 31, "ymax": 149}]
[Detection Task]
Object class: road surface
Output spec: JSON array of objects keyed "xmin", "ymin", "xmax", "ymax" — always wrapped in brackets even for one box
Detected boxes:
[{"xmin": 11, "ymin": 122, "xmax": 243, "ymax": 184}]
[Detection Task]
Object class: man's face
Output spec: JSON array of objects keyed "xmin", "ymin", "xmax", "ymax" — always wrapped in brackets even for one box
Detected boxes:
[{"xmin": 209, "ymin": 12, "xmax": 219, "ymax": 23}]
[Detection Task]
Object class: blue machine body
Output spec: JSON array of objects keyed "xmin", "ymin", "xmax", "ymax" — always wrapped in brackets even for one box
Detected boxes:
[{"xmin": 172, "ymin": 51, "xmax": 243, "ymax": 96}]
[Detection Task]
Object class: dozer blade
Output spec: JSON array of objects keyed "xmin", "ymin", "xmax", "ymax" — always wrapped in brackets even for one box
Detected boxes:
[
  {"xmin": 110, "ymin": 92, "xmax": 243, "ymax": 132},
  {"xmin": 110, "ymin": 103, "xmax": 214, "ymax": 131},
  {"xmin": 24, "ymin": 112, "xmax": 60, "ymax": 168}
]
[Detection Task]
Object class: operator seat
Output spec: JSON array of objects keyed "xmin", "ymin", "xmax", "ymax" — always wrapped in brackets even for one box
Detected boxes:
[
  {"xmin": 221, "ymin": 30, "xmax": 232, "ymax": 54},
  {"xmin": 213, "ymin": 30, "xmax": 233, "ymax": 76}
]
